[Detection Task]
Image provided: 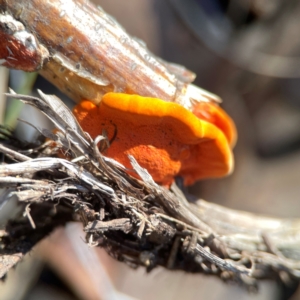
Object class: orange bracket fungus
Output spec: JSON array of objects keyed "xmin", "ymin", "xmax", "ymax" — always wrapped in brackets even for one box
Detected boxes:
[{"xmin": 73, "ymin": 93, "xmax": 237, "ymax": 186}]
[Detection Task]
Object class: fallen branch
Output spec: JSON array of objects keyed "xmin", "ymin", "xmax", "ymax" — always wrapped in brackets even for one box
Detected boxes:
[
  {"xmin": 0, "ymin": 0, "xmax": 220, "ymax": 109},
  {"xmin": 0, "ymin": 92, "xmax": 299, "ymax": 290}
]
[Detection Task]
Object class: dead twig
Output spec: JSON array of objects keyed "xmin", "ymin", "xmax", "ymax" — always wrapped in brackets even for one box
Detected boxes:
[{"xmin": 0, "ymin": 92, "xmax": 299, "ymax": 290}]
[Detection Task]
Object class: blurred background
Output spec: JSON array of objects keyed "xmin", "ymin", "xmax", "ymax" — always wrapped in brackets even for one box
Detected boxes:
[{"xmin": 1, "ymin": 0, "xmax": 300, "ymax": 299}]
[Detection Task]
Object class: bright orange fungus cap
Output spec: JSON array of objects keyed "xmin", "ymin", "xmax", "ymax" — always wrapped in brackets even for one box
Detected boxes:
[{"xmin": 73, "ymin": 93, "xmax": 237, "ymax": 186}]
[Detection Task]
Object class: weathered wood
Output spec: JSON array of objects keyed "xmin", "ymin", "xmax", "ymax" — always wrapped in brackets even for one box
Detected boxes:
[
  {"xmin": 0, "ymin": 0, "xmax": 220, "ymax": 108},
  {"xmin": 0, "ymin": 92, "xmax": 300, "ymax": 288}
]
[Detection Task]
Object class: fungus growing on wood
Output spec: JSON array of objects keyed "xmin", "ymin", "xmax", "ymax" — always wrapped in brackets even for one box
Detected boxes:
[{"xmin": 73, "ymin": 93, "xmax": 236, "ymax": 186}]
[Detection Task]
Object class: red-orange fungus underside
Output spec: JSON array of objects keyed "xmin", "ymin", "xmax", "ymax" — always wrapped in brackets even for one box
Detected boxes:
[{"xmin": 73, "ymin": 93, "xmax": 237, "ymax": 186}]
